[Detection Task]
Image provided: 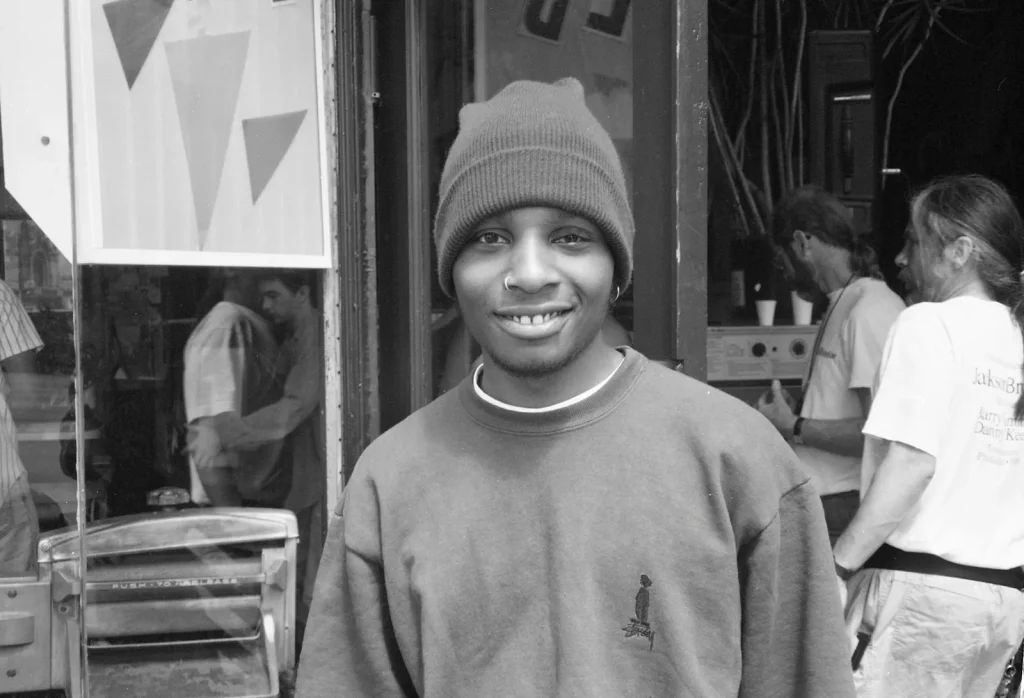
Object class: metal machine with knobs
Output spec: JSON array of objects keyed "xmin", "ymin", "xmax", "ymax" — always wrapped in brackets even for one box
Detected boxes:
[{"xmin": 706, "ymin": 325, "xmax": 820, "ymax": 406}]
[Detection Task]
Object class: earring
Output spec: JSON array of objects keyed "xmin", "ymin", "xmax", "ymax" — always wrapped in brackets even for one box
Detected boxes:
[
  {"xmin": 504, "ymin": 276, "xmax": 514, "ymax": 291},
  {"xmin": 610, "ymin": 286, "xmax": 621, "ymax": 304}
]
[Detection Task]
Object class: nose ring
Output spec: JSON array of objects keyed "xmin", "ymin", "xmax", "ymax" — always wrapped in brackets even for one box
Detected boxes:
[{"xmin": 504, "ymin": 276, "xmax": 514, "ymax": 292}]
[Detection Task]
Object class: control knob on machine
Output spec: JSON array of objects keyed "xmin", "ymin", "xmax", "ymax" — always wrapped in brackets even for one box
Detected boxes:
[
  {"xmin": 751, "ymin": 342, "xmax": 767, "ymax": 358},
  {"xmin": 791, "ymin": 339, "xmax": 807, "ymax": 358}
]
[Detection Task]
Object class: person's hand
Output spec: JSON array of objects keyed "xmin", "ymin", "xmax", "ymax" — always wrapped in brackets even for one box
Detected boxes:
[
  {"xmin": 837, "ymin": 574, "xmax": 849, "ymax": 611},
  {"xmin": 756, "ymin": 380, "xmax": 798, "ymax": 436},
  {"xmin": 188, "ymin": 423, "xmax": 222, "ymax": 471}
]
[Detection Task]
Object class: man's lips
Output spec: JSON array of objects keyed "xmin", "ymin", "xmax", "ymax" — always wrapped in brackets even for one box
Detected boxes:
[{"xmin": 493, "ymin": 304, "xmax": 573, "ymax": 339}]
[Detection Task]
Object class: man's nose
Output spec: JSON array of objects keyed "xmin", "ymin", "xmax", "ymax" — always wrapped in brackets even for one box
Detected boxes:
[
  {"xmin": 262, "ymin": 299, "xmax": 273, "ymax": 313},
  {"xmin": 508, "ymin": 237, "xmax": 558, "ymax": 292}
]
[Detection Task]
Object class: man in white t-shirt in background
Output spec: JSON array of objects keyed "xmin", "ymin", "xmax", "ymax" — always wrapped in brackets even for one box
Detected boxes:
[
  {"xmin": 758, "ymin": 186, "xmax": 905, "ymax": 546},
  {"xmin": 833, "ymin": 174, "xmax": 1024, "ymax": 695},
  {"xmin": 183, "ymin": 271, "xmax": 286, "ymax": 508}
]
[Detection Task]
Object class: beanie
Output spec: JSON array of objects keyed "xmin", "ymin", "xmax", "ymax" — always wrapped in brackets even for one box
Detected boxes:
[{"xmin": 434, "ymin": 77, "xmax": 634, "ymax": 298}]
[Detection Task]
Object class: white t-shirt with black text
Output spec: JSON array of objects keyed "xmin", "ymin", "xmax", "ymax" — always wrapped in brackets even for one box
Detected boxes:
[
  {"xmin": 796, "ymin": 277, "xmax": 905, "ymax": 496},
  {"xmin": 862, "ymin": 297, "xmax": 1024, "ymax": 568}
]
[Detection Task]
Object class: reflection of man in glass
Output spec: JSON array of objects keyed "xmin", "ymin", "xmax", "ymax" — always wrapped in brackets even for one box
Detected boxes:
[
  {"xmin": 183, "ymin": 272, "xmax": 285, "ymax": 507},
  {"xmin": 189, "ymin": 269, "xmax": 324, "ymax": 642},
  {"xmin": 0, "ymin": 279, "xmax": 44, "ymax": 575}
]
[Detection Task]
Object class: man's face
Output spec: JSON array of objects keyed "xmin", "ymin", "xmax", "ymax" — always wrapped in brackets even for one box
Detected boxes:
[
  {"xmin": 452, "ymin": 207, "xmax": 615, "ymax": 380},
  {"xmin": 894, "ymin": 222, "xmax": 953, "ymax": 304},
  {"xmin": 776, "ymin": 235, "xmax": 817, "ymax": 294},
  {"xmin": 259, "ymin": 279, "xmax": 305, "ymax": 326}
]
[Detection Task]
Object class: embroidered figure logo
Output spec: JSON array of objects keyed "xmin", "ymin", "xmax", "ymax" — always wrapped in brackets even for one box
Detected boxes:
[{"xmin": 622, "ymin": 573, "xmax": 655, "ymax": 650}]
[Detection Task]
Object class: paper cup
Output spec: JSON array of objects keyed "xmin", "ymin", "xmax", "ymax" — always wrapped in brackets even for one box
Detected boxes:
[
  {"xmin": 791, "ymin": 291, "xmax": 813, "ymax": 326},
  {"xmin": 755, "ymin": 299, "xmax": 777, "ymax": 327}
]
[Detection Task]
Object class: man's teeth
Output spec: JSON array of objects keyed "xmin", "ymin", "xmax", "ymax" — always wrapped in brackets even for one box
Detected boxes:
[{"xmin": 511, "ymin": 312, "xmax": 564, "ymax": 324}]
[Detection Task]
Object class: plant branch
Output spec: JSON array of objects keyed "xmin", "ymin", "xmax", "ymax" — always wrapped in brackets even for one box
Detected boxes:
[
  {"xmin": 788, "ymin": 0, "xmax": 808, "ymax": 188},
  {"xmin": 758, "ymin": 0, "xmax": 773, "ymax": 216},
  {"xmin": 797, "ymin": 84, "xmax": 804, "ymax": 186},
  {"xmin": 770, "ymin": 55, "xmax": 788, "ymax": 190},
  {"xmin": 881, "ymin": 13, "xmax": 934, "ymax": 186},
  {"xmin": 734, "ymin": 0, "xmax": 762, "ymax": 160},
  {"xmin": 875, "ymin": 0, "xmax": 896, "ymax": 32},
  {"xmin": 772, "ymin": 0, "xmax": 792, "ymax": 189},
  {"xmin": 710, "ymin": 90, "xmax": 767, "ymax": 238}
]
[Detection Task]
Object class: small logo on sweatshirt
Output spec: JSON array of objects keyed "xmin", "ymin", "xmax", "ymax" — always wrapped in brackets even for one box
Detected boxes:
[{"xmin": 622, "ymin": 573, "xmax": 655, "ymax": 651}]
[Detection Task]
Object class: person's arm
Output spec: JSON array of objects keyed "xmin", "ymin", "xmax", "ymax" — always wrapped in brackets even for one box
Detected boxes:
[
  {"xmin": 211, "ymin": 327, "xmax": 322, "ymax": 452},
  {"xmin": 833, "ymin": 441, "xmax": 935, "ymax": 570},
  {"xmin": 295, "ymin": 498, "xmax": 417, "ymax": 696},
  {"xmin": 757, "ymin": 382, "xmax": 868, "ymax": 457},
  {"xmin": 738, "ymin": 480, "xmax": 856, "ymax": 698},
  {"xmin": 793, "ymin": 387, "xmax": 873, "ymax": 457}
]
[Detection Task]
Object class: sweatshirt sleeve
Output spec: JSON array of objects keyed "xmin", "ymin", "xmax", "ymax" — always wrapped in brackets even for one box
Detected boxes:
[
  {"xmin": 294, "ymin": 504, "xmax": 418, "ymax": 697},
  {"xmin": 738, "ymin": 480, "xmax": 855, "ymax": 698}
]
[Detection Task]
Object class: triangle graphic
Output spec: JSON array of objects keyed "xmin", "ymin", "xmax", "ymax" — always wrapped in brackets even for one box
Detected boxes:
[
  {"xmin": 165, "ymin": 32, "xmax": 250, "ymax": 246},
  {"xmin": 102, "ymin": 0, "xmax": 175, "ymax": 90},
  {"xmin": 242, "ymin": 110, "xmax": 308, "ymax": 204}
]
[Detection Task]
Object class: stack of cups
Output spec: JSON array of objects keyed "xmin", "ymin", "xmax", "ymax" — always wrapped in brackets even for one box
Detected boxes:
[{"xmin": 791, "ymin": 291, "xmax": 813, "ymax": 326}]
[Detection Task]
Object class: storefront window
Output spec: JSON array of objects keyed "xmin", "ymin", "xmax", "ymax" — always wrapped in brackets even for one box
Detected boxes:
[
  {"xmin": 0, "ymin": 1, "xmax": 332, "ymax": 695},
  {"xmin": 427, "ymin": 0, "xmax": 636, "ymax": 397}
]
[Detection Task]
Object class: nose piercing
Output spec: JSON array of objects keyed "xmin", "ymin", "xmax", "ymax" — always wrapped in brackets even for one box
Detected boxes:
[{"xmin": 504, "ymin": 276, "xmax": 513, "ymax": 291}]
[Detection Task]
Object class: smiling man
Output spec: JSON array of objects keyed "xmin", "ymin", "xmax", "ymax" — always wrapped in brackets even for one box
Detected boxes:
[{"xmin": 296, "ymin": 78, "xmax": 853, "ymax": 698}]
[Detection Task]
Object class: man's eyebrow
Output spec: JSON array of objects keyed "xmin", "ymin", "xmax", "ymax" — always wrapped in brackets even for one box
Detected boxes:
[{"xmin": 544, "ymin": 210, "xmax": 584, "ymax": 225}]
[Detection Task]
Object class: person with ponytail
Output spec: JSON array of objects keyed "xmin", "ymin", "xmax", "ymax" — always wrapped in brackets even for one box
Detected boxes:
[
  {"xmin": 760, "ymin": 185, "xmax": 905, "ymax": 547},
  {"xmin": 833, "ymin": 174, "xmax": 1024, "ymax": 696}
]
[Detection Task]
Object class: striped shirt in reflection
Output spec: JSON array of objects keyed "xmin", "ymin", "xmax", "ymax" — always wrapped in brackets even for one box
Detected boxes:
[{"xmin": 0, "ymin": 279, "xmax": 44, "ymax": 504}]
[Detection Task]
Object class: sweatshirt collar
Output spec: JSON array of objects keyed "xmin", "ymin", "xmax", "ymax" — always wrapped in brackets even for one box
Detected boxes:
[{"xmin": 458, "ymin": 347, "xmax": 647, "ymax": 434}]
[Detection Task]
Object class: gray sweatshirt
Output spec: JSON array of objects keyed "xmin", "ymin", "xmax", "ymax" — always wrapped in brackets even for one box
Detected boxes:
[{"xmin": 296, "ymin": 349, "xmax": 855, "ymax": 697}]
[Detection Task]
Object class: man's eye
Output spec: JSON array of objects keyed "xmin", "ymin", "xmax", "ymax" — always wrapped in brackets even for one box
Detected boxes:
[
  {"xmin": 472, "ymin": 231, "xmax": 506, "ymax": 245},
  {"xmin": 554, "ymin": 228, "xmax": 591, "ymax": 245}
]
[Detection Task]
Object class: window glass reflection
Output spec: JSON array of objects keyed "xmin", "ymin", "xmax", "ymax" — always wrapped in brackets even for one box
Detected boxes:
[{"xmin": 0, "ymin": 218, "xmax": 80, "ymax": 580}]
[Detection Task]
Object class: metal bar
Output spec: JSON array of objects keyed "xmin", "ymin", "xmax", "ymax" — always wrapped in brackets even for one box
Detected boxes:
[
  {"xmin": 674, "ymin": 0, "xmax": 709, "ymax": 379},
  {"xmin": 61, "ymin": 1, "xmax": 90, "ymax": 696},
  {"xmin": 87, "ymin": 629, "xmax": 262, "ymax": 651},
  {"xmin": 832, "ymin": 93, "xmax": 872, "ymax": 103},
  {"xmin": 405, "ymin": 0, "xmax": 432, "ymax": 410}
]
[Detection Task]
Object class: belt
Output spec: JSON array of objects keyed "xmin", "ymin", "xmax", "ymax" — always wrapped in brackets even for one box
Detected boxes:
[{"xmin": 864, "ymin": 543, "xmax": 1024, "ymax": 590}]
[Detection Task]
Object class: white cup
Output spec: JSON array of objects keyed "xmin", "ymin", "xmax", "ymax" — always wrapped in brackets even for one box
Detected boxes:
[
  {"xmin": 755, "ymin": 299, "xmax": 777, "ymax": 327},
  {"xmin": 791, "ymin": 291, "xmax": 813, "ymax": 326}
]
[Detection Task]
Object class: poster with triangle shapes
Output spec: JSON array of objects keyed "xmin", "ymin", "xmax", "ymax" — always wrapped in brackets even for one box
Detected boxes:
[
  {"xmin": 102, "ymin": 0, "xmax": 175, "ymax": 90},
  {"xmin": 165, "ymin": 31, "xmax": 250, "ymax": 246},
  {"xmin": 242, "ymin": 110, "xmax": 308, "ymax": 203}
]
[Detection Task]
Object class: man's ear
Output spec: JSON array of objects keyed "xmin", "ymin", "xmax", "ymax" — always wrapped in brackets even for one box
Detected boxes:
[{"xmin": 948, "ymin": 235, "xmax": 976, "ymax": 269}]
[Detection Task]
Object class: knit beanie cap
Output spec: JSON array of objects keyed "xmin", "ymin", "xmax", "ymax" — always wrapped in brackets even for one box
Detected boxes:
[{"xmin": 434, "ymin": 77, "xmax": 634, "ymax": 298}]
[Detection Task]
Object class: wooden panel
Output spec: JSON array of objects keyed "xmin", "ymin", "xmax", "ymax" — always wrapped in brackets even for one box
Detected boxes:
[
  {"xmin": 632, "ymin": 0, "xmax": 708, "ymax": 379},
  {"xmin": 372, "ymin": 0, "xmax": 432, "ymax": 433},
  {"xmin": 335, "ymin": 0, "xmax": 380, "ymax": 487}
]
